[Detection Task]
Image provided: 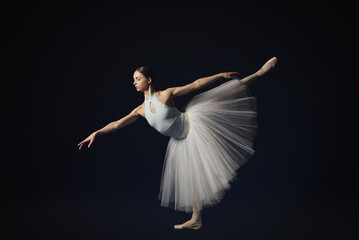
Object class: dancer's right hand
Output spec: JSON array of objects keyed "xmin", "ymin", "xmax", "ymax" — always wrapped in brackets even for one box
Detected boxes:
[{"xmin": 78, "ymin": 132, "xmax": 97, "ymax": 150}]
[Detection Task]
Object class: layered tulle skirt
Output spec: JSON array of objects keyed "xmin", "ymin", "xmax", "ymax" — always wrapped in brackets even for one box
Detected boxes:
[{"xmin": 158, "ymin": 79, "xmax": 257, "ymax": 213}]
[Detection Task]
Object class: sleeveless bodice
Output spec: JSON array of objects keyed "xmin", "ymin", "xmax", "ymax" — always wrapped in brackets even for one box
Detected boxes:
[{"xmin": 144, "ymin": 92, "xmax": 189, "ymax": 138}]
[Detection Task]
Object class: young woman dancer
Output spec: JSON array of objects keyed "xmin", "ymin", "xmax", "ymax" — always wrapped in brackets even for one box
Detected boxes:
[{"xmin": 78, "ymin": 57, "xmax": 278, "ymax": 230}]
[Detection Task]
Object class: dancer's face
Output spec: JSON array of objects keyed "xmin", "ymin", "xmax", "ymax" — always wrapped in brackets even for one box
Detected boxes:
[{"xmin": 133, "ymin": 71, "xmax": 151, "ymax": 92}]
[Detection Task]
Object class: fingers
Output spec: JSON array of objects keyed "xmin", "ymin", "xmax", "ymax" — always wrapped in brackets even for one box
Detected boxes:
[
  {"xmin": 224, "ymin": 72, "xmax": 240, "ymax": 79},
  {"xmin": 232, "ymin": 72, "xmax": 240, "ymax": 79},
  {"xmin": 79, "ymin": 141, "xmax": 86, "ymax": 150},
  {"xmin": 226, "ymin": 72, "xmax": 240, "ymax": 79},
  {"xmin": 78, "ymin": 140, "xmax": 88, "ymax": 150},
  {"xmin": 77, "ymin": 138, "xmax": 94, "ymax": 150}
]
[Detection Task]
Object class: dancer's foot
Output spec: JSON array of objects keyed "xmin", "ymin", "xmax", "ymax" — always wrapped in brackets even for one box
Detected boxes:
[
  {"xmin": 174, "ymin": 215, "xmax": 202, "ymax": 230},
  {"xmin": 256, "ymin": 57, "xmax": 278, "ymax": 77}
]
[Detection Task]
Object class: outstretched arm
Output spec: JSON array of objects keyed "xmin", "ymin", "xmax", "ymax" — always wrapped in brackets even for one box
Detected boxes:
[
  {"xmin": 78, "ymin": 104, "xmax": 144, "ymax": 150},
  {"xmin": 168, "ymin": 72, "xmax": 240, "ymax": 97},
  {"xmin": 95, "ymin": 104, "xmax": 143, "ymax": 137}
]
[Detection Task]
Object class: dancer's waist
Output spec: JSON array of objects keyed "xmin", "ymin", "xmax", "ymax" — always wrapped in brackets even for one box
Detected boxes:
[{"xmin": 177, "ymin": 112, "xmax": 190, "ymax": 139}]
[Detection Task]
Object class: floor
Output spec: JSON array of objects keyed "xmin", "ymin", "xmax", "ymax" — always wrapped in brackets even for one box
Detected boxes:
[{"xmin": 4, "ymin": 186, "xmax": 357, "ymax": 240}]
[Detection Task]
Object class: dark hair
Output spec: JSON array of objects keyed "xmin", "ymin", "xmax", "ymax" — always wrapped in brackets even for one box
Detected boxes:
[{"xmin": 135, "ymin": 66, "xmax": 156, "ymax": 87}]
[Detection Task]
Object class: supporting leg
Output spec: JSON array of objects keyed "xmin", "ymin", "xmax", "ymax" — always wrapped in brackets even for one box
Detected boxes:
[{"xmin": 174, "ymin": 203, "xmax": 202, "ymax": 230}]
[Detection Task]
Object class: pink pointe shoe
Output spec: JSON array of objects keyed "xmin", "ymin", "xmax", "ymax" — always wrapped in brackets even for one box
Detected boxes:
[
  {"xmin": 257, "ymin": 57, "xmax": 278, "ymax": 76},
  {"xmin": 174, "ymin": 215, "xmax": 202, "ymax": 230}
]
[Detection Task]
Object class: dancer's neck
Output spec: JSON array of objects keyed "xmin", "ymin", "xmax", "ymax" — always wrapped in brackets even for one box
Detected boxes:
[{"xmin": 144, "ymin": 85, "xmax": 156, "ymax": 99}]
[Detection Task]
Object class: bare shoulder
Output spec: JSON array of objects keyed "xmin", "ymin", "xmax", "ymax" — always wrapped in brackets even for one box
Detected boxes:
[{"xmin": 157, "ymin": 89, "xmax": 172, "ymax": 98}]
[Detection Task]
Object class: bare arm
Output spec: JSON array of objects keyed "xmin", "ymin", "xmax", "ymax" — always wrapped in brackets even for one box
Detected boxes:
[
  {"xmin": 78, "ymin": 104, "xmax": 144, "ymax": 150},
  {"xmin": 168, "ymin": 72, "xmax": 240, "ymax": 97},
  {"xmin": 95, "ymin": 104, "xmax": 143, "ymax": 137}
]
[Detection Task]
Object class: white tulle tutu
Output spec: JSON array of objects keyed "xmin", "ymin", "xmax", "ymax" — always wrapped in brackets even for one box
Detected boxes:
[{"xmin": 158, "ymin": 79, "xmax": 257, "ymax": 213}]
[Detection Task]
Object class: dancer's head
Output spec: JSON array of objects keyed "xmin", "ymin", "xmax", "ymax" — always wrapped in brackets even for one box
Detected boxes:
[{"xmin": 133, "ymin": 66, "xmax": 156, "ymax": 92}]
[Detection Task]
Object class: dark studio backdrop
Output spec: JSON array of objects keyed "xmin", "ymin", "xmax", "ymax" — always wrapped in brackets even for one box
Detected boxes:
[{"xmin": 2, "ymin": 1, "xmax": 357, "ymax": 240}]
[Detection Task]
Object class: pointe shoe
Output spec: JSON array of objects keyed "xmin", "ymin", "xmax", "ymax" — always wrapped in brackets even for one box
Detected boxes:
[
  {"xmin": 257, "ymin": 57, "xmax": 278, "ymax": 76},
  {"xmin": 174, "ymin": 215, "xmax": 202, "ymax": 230}
]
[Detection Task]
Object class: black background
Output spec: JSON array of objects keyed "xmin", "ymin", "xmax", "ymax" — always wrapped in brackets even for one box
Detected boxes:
[{"xmin": 2, "ymin": 1, "xmax": 357, "ymax": 239}]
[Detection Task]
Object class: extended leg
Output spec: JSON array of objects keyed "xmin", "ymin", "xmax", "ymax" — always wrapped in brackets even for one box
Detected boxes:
[{"xmin": 239, "ymin": 57, "xmax": 278, "ymax": 86}]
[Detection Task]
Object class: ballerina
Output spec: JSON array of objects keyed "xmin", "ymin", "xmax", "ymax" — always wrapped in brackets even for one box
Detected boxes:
[{"xmin": 78, "ymin": 57, "xmax": 278, "ymax": 230}]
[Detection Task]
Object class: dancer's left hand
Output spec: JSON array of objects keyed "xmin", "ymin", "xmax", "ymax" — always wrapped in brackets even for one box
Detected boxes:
[{"xmin": 221, "ymin": 72, "xmax": 240, "ymax": 79}]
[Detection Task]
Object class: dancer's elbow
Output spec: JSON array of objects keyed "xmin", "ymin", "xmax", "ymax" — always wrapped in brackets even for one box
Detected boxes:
[{"xmin": 193, "ymin": 80, "xmax": 201, "ymax": 90}]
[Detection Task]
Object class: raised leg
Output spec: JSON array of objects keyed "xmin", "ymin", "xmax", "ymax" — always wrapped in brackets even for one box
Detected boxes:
[{"xmin": 239, "ymin": 57, "xmax": 278, "ymax": 86}]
